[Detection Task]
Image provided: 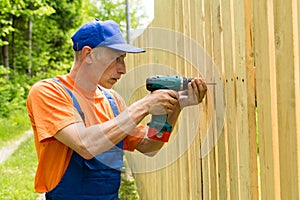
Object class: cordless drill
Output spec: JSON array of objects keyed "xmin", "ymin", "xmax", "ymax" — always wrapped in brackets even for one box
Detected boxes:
[{"xmin": 146, "ymin": 75, "xmax": 192, "ymax": 142}]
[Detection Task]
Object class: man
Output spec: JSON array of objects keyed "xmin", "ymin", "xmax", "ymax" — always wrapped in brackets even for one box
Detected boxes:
[{"xmin": 26, "ymin": 19, "xmax": 207, "ymax": 199}]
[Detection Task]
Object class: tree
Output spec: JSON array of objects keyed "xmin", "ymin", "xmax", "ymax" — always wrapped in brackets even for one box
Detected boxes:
[
  {"xmin": 0, "ymin": 0, "xmax": 147, "ymax": 118},
  {"xmin": 1, "ymin": 0, "xmax": 147, "ymax": 78},
  {"xmin": 0, "ymin": 0, "xmax": 83, "ymax": 76},
  {"xmin": 0, "ymin": 0, "xmax": 17, "ymax": 78},
  {"xmin": 82, "ymin": 0, "xmax": 147, "ymax": 34},
  {"xmin": 0, "ymin": 0, "xmax": 56, "ymax": 77},
  {"xmin": 0, "ymin": 0, "xmax": 83, "ymax": 118},
  {"xmin": 28, "ymin": 0, "xmax": 82, "ymax": 75}
]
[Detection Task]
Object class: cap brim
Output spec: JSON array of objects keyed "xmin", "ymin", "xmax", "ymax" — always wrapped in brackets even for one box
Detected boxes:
[{"xmin": 106, "ymin": 44, "xmax": 146, "ymax": 53}]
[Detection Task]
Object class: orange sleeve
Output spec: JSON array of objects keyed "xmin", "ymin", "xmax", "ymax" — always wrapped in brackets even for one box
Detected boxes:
[
  {"xmin": 110, "ymin": 89, "xmax": 147, "ymax": 151},
  {"xmin": 27, "ymin": 79, "xmax": 82, "ymax": 142},
  {"xmin": 123, "ymin": 125, "xmax": 147, "ymax": 151}
]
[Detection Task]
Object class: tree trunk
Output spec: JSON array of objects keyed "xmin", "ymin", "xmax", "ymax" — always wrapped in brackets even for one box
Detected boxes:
[
  {"xmin": 11, "ymin": 16, "xmax": 15, "ymax": 71},
  {"xmin": 28, "ymin": 19, "xmax": 32, "ymax": 77},
  {"xmin": 1, "ymin": 36, "xmax": 10, "ymax": 80}
]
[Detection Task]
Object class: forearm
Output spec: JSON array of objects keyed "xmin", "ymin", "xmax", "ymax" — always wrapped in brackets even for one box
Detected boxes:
[
  {"xmin": 55, "ymin": 89, "xmax": 179, "ymax": 159},
  {"xmin": 55, "ymin": 99, "xmax": 149, "ymax": 159},
  {"xmin": 84, "ymin": 104, "xmax": 148, "ymax": 153}
]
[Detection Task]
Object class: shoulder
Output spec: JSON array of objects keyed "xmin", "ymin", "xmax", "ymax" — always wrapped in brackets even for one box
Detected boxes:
[
  {"xmin": 27, "ymin": 78, "xmax": 73, "ymax": 109},
  {"xmin": 28, "ymin": 78, "xmax": 70, "ymax": 99}
]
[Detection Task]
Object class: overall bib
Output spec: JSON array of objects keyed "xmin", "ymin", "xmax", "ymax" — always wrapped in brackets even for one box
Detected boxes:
[{"xmin": 46, "ymin": 79, "xmax": 123, "ymax": 200}]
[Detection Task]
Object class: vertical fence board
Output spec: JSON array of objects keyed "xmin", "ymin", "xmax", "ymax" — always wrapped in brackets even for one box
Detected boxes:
[
  {"xmin": 189, "ymin": 0, "xmax": 203, "ymax": 199},
  {"xmin": 253, "ymin": 0, "xmax": 281, "ymax": 199},
  {"xmin": 199, "ymin": 1, "xmax": 210, "ymax": 199},
  {"xmin": 173, "ymin": 1, "xmax": 184, "ymax": 199},
  {"xmin": 175, "ymin": 1, "xmax": 189, "ymax": 199},
  {"xmin": 292, "ymin": 0, "xmax": 300, "ymax": 197},
  {"xmin": 295, "ymin": 1, "xmax": 300, "ymax": 196},
  {"xmin": 161, "ymin": 1, "xmax": 176, "ymax": 199},
  {"xmin": 221, "ymin": 0, "xmax": 240, "ymax": 199},
  {"xmin": 244, "ymin": 0, "xmax": 258, "ymax": 199},
  {"xmin": 185, "ymin": 1, "xmax": 200, "ymax": 199},
  {"xmin": 178, "ymin": 0, "xmax": 191, "ymax": 199},
  {"xmin": 122, "ymin": 0, "xmax": 300, "ymax": 199},
  {"xmin": 194, "ymin": 1, "xmax": 206, "ymax": 199},
  {"xmin": 273, "ymin": 0, "xmax": 300, "ymax": 199},
  {"xmin": 203, "ymin": 1, "xmax": 220, "ymax": 200},
  {"xmin": 211, "ymin": 0, "xmax": 228, "ymax": 199},
  {"xmin": 232, "ymin": 0, "xmax": 253, "ymax": 199}
]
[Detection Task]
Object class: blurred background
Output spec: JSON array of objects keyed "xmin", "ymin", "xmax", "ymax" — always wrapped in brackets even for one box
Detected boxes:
[{"xmin": 0, "ymin": 1, "xmax": 151, "ymax": 199}]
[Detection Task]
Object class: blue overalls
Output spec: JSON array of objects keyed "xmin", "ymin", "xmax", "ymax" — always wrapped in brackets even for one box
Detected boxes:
[{"xmin": 46, "ymin": 79, "xmax": 123, "ymax": 200}]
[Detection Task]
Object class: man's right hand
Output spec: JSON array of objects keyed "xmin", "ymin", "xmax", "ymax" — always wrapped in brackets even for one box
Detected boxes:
[{"xmin": 144, "ymin": 89, "xmax": 179, "ymax": 115}]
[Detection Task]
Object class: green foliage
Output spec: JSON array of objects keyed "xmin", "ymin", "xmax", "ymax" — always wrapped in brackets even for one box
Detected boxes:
[
  {"xmin": 119, "ymin": 159, "xmax": 140, "ymax": 200},
  {"xmin": 46, "ymin": 0, "xmax": 82, "ymax": 31},
  {"xmin": 0, "ymin": 137, "xmax": 139, "ymax": 200},
  {"xmin": 119, "ymin": 174, "xmax": 140, "ymax": 200},
  {"xmin": 0, "ymin": 83, "xmax": 25, "ymax": 116},
  {"xmin": 0, "ymin": 137, "xmax": 38, "ymax": 200},
  {"xmin": 0, "ymin": 109, "xmax": 31, "ymax": 146},
  {"xmin": 82, "ymin": 0, "xmax": 147, "ymax": 33},
  {"xmin": 0, "ymin": 0, "xmax": 17, "ymax": 42},
  {"xmin": 0, "ymin": 0, "xmax": 54, "ymax": 46},
  {"xmin": 0, "ymin": 1, "xmax": 147, "ymax": 197},
  {"xmin": 0, "ymin": 0, "xmax": 149, "ymax": 119},
  {"xmin": 0, "ymin": 0, "xmax": 81, "ymax": 76},
  {"xmin": 0, "ymin": 65, "xmax": 9, "ymax": 79},
  {"xmin": 0, "ymin": 0, "xmax": 81, "ymax": 119},
  {"xmin": 0, "ymin": 73, "xmax": 31, "ymax": 144},
  {"xmin": 0, "ymin": 67, "xmax": 27, "ymax": 118}
]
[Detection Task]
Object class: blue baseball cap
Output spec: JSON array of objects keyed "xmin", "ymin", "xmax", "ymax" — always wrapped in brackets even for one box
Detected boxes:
[{"xmin": 71, "ymin": 19, "xmax": 145, "ymax": 53}]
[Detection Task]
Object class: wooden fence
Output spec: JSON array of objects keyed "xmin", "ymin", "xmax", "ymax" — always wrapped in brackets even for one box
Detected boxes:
[{"xmin": 114, "ymin": 0, "xmax": 300, "ymax": 199}]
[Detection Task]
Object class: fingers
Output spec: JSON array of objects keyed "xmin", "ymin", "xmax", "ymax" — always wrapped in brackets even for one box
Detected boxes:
[
  {"xmin": 148, "ymin": 77, "xmax": 208, "ymax": 114},
  {"xmin": 190, "ymin": 78, "xmax": 207, "ymax": 103},
  {"xmin": 147, "ymin": 77, "xmax": 208, "ymax": 113},
  {"xmin": 152, "ymin": 89, "xmax": 179, "ymax": 102},
  {"xmin": 156, "ymin": 89, "xmax": 179, "ymax": 111},
  {"xmin": 149, "ymin": 90, "xmax": 179, "ymax": 115}
]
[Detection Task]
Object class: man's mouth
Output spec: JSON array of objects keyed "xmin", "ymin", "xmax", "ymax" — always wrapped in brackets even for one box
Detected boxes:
[{"xmin": 112, "ymin": 78, "xmax": 119, "ymax": 82}]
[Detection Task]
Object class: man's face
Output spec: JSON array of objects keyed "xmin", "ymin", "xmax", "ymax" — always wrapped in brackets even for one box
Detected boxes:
[{"xmin": 97, "ymin": 51, "xmax": 127, "ymax": 89}]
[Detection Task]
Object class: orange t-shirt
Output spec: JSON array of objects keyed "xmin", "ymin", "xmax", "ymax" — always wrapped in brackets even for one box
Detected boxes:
[{"xmin": 26, "ymin": 74, "xmax": 145, "ymax": 192}]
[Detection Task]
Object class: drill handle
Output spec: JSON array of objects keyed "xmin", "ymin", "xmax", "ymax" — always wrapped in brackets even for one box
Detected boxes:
[{"xmin": 147, "ymin": 114, "xmax": 173, "ymax": 142}]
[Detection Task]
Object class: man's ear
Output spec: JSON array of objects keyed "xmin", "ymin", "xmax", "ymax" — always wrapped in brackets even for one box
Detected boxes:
[{"xmin": 81, "ymin": 46, "xmax": 93, "ymax": 64}]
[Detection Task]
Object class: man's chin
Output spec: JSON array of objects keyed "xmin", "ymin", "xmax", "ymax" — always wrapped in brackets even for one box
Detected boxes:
[{"xmin": 98, "ymin": 83, "xmax": 114, "ymax": 89}]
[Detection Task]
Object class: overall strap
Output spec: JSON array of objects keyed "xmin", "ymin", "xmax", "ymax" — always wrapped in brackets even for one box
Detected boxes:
[
  {"xmin": 46, "ymin": 79, "xmax": 123, "ymax": 199},
  {"xmin": 98, "ymin": 86, "xmax": 123, "ymax": 150},
  {"xmin": 99, "ymin": 86, "xmax": 119, "ymax": 117},
  {"xmin": 51, "ymin": 78, "xmax": 85, "ymax": 121}
]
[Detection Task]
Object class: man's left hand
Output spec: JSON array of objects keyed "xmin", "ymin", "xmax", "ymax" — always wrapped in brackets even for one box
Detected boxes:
[{"xmin": 178, "ymin": 78, "xmax": 207, "ymax": 108}]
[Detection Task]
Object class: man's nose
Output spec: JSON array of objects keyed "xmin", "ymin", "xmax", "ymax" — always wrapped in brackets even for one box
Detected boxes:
[{"xmin": 117, "ymin": 63, "xmax": 126, "ymax": 74}]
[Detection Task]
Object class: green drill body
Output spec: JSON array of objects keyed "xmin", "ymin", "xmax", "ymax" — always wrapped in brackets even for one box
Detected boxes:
[{"xmin": 145, "ymin": 75, "xmax": 192, "ymax": 141}]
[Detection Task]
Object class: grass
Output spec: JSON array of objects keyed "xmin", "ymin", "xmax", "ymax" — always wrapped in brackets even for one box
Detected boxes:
[
  {"xmin": 119, "ymin": 159, "xmax": 140, "ymax": 200},
  {"xmin": 119, "ymin": 176, "xmax": 140, "ymax": 200},
  {"xmin": 0, "ymin": 136, "xmax": 140, "ymax": 200},
  {"xmin": 0, "ymin": 108, "xmax": 140, "ymax": 199},
  {"xmin": 0, "ymin": 109, "xmax": 31, "ymax": 146},
  {"xmin": 0, "ymin": 136, "xmax": 39, "ymax": 200}
]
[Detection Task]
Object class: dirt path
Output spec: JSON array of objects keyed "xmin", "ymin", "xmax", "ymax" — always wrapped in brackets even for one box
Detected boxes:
[
  {"xmin": 0, "ymin": 130, "xmax": 33, "ymax": 164},
  {"xmin": 0, "ymin": 130, "xmax": 46, "ymax": 200},
  {"xmin": 36, "ymin": 194, "xmax": 45, "ymax": 200}
]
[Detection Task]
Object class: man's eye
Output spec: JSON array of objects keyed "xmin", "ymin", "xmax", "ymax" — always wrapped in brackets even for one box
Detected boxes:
[{"xmin": 116, "ymin": 56, "xmax": 125, "ymax": 63}]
